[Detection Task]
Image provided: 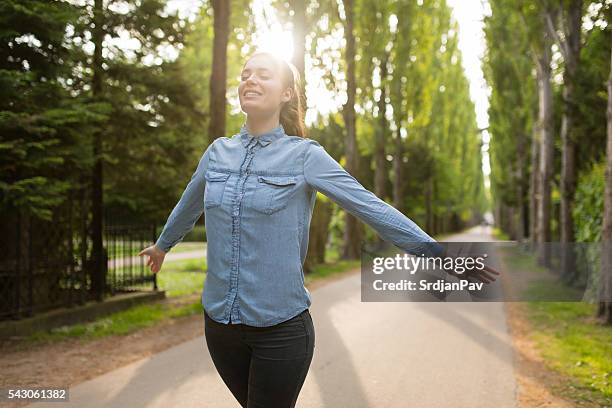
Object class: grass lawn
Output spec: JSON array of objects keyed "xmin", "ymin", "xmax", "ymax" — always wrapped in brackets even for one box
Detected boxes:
[
  {"xmin": 305, "ymin": 259, "xmax": 360, "ymax": 285},
  {"xmin": 25, "ymin": 254, "xmax": 359, "ymax": 345},
  {"xmin": 163, "ymin": 241, "xmax": 206, "ymax": 254},
  {"xmin": 156, "ymin": 257, "xmax": 207, "ymax": 297},
  {"xmin": 499, "ymin": 241, "xmax": 612, "ymax": 407},
  {"xmin": 27, "ymin": 256, "xmax": 207, "ymax": 343},
  {"xmin": 106, "ymin": 241, "xmax": 206, "ymax": 259},
  {"xmin": 527, "ymin": 301, "xmax": 611, "ymax": 406}
]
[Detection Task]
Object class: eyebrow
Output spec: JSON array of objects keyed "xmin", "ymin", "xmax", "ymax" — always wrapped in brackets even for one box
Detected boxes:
[{"xmin": 241, "ymin": 67, "xmax": 272, "ymax": 75}]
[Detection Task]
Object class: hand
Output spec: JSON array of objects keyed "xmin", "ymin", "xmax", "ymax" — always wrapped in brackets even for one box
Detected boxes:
[
  {"xmin": 438, "ymin": 247, "xmax": 501, "ymax": 284},
  {"xmin": 138, "ymin": 244, "xmax": 167, "ymax": 274},
  {"xmin": 449, "ymin": 263, "xmax": 501, "ymax": 284},
  {"xmin": 466, "ymin": 263, "xmax": 501, "ymax": 284}
]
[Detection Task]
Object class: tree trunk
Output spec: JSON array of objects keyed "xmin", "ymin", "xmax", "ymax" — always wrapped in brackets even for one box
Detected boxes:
[
  {"xmin": 392, "ymin": 127, "xmax": 404, "ymax": 212},
  {"xmin": 208, "ymin": 0, "xmax": 230, "ymax": 144},
  {"xmin": 556, "ymin": 0, "xmax": 582, "ymax": 282},
  {"xmin": 304, "ymin": 196, "xmax": 333, "ymax": 274},
  {"xmin": 536, "ymin": 18, "xmax": 554, "ymax": 267},
  {"xmin": 373, "ymin": 51, "xmax": 389, "ymax": 244},
  {"xmin": 516, "ymin": 131, "xmax": 527, "ymax": 242},
  {"xmin": 375, "ymin": 51, "xmax": 389, "ymax": 201},
  {"xmin": 599, "ymin": 47, "xmax": 612, "ymax": 325},
  {"xmin": 90, "ymin": 0, "xmax": 106, "ymax": 301},
  {"xmin": 341, "ymin": 0, "xmax": 361, "ymax": 259},
  {"xmin": 289, "ymin": 0, "xmax": 323, "ymax": 270},
  {"xmin": 529, "ymin": 108, "xmax": 540, "ymax": 247},
  {"xmin": 425, "ymin": 176, "xmax": 433, "ymax": 233},
  {"xmin": 289, "ymin": 0, "xmax": 307, "ymax": 109}
]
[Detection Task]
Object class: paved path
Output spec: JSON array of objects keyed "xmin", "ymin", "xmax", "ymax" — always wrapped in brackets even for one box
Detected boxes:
[{"xmin": 30, "ymin": 226, "xmax": 516, "ymax": 408}]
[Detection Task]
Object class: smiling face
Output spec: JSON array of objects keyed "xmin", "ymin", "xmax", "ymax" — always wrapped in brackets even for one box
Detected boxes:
[{"xmin": 238, "ymin": 53, "xmax": 293, "ymax": 118}]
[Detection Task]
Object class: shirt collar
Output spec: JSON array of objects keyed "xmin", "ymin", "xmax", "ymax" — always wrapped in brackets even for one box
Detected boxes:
[{"xmin": 239, "ymin": 122, "xmax": 285, "ymax": 147}]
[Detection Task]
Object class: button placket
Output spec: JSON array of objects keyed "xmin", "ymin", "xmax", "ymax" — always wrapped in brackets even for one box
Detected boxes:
[{"xmin": 227, "ymin": 138, "xmax": 258, "ymax": 323}]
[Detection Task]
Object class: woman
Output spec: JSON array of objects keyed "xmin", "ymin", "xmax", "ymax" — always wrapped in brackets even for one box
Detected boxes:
[{"xmin": 138, "ymin": 51, "xmax": 499, "ymax": 407}]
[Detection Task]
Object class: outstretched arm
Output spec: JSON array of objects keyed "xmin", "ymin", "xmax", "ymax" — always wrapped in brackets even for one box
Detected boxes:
[
  {"xmin": 155, "ymin": 143, "xmax": 213, "ymax": 253},
  {"xmin": 303, "ymin": 140, "xmax": 445, "ymax": 259}
]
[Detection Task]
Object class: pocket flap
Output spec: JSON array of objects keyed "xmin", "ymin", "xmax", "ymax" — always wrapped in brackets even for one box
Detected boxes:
[
  {"xmin": 258, "ymin": 175, "xmax": 297, "ymax": 186},
  {"xmin": 205, "ymin": 170, "xmax": 230, "ymax": 182}
]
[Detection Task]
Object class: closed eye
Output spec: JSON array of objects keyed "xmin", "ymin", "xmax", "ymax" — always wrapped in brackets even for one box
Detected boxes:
[{"xmin": 241, "ymin": 69, "xmax": 272, "ymax": 81}]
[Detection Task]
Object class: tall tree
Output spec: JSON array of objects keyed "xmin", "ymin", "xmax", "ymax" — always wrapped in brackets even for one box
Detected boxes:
[
  {"xmin": 0, "ymin": 0, "xmax": 106, "ymax": 220},
  {"xmin": 0, "ymin": 0, "xmax": 110, "ymax": 307},
  {"xmin": 529, "ymin": 102, "xmax": 540, "ymax": 243},
  {"xmin": 515, "ymin": 0, "xmax": 556, "ymax": 265},
  {"xmin": 362, "ymin": 0, "xmax": 392, "ymax": 202},
  {"xmin": 339, "ymin": 0, "xmax": 362, "ymax": 259},
  {"xmin": 389, "ymin": 0, "xmax": 417, "ymax": 214},
  {"xmin": 90, "ymin": 0, "xmax": 105, "ymax": 299},
  {"xmin": 70, "ymin": 0, "xmax": 198, "ymax": 276},
  {"xmin": 208, "ymin": 0, "xmax": 231, "ymax": 144},
  {"xmin": 288, "ymin": 0, "xmax": 307, "ymax": 106},
  {"xmin": 546, "ymin": 0, "xmax": 584, "ymax": 277},
  {"xmin": 601, "ymin": 46, "xmax": 612, "ymax": 324},
  {"xmin": 536, "ymin": 6, "xmax": 555, "ymax": 267},
  {"xmin": 485, "ymin": 0, "xmax": 536, "ymax": 242}
]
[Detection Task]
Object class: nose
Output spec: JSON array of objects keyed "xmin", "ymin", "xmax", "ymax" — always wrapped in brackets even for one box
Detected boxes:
[{"xmin": 245, "ymin": 74, "xmax": 258, "ymax": 85}]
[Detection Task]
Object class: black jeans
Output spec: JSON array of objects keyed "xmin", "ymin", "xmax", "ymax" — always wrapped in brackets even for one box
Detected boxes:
[{"xmin": 204, "ymin": 308, "xmax": 315, "ymax": 408}]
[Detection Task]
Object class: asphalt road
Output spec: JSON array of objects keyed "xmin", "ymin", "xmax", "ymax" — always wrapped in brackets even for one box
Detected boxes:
[{"xmin": 29, "ymin": 225, "xmax": 516, "ymax": 408}]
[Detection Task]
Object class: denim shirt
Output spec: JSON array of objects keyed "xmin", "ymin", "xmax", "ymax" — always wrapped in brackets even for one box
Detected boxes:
[{"xmin": 155, "ymin": 123, "xmax": 445, "ymax": 327}]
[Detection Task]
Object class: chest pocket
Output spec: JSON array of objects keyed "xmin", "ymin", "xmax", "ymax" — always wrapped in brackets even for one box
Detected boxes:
[
  {"xmin": 204, "ymin": 170, "xmax": 230, "ymax": 209},
  {"xmin": 251, "ymin": 175, "xmax": 298, "ymax": 214}
]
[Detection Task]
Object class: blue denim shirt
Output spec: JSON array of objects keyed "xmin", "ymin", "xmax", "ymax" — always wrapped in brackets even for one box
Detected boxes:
[{"xmin": 155, "ymin": 123, "xmax": 444, "ymax": 326}]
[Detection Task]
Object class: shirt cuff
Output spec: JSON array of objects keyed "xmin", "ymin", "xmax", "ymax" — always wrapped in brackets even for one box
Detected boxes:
[
  {"xmin": 408, "ymin": 241, "xmax": 446, "ymax": 259},
  {"xmin": 155, "ymin": 237, "xmax": 172, "ymax": 254}
]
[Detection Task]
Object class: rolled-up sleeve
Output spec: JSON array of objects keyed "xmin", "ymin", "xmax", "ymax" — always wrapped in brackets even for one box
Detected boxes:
[
  {"xmin": 155, "ymin": 143, "xmax": 213, "ymax": 253},
  {"xmin": 303, "ymin": 140, "xmax": 445, "ymax": 258}
]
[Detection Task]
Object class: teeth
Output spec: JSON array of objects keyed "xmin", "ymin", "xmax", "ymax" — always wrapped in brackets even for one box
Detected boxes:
[{"xmin": 245, "ymin": 91, "xmax": 260, "ymax": 96}]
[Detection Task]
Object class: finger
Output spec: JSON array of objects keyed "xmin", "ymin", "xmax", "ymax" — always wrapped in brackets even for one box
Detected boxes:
[
  {"xmin": 475, "ymin": 275, "xmax": 491, "ymax": 284},
  {"xmin": 478, "ymin": 270, "xmax": 497, "ymax": 282},
  {"xmin": 462, "ymin": 273, "xmax": 486, "ymax": 283},
  {"xmin": 484, "ymin": 264, "xmax": 501, "ymax": 275},
  {"xmin": 469, "ymin": 270, "xmax": 491, "ymax": 283}
]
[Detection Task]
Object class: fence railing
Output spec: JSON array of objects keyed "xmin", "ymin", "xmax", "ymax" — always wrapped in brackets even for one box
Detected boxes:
[
  {"xmin": 105, "ymin": 224, "xmax": 158, "ymax": 295},
  {"xmin": 0, "ymin": 200, "xmax": 159, "ymax": 321}
]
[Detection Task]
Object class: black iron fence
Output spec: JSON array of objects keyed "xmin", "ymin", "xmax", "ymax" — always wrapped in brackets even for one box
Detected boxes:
[
  {"xmin": 0, "ymin": 195, "xmax": 159, "ymax": 321},
  {"xmin": 105, "ymin": 224, "xmax": 158, "ymax": 295}
]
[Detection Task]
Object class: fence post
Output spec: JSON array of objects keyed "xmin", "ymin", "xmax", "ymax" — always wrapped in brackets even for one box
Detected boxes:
[
  {"xmin": 15, "ymin": 210, "xmax": 21, "ymax": 320},
  {"xmin": 152, "ymin": 223, "xmax": 158, "ymax": 291}
]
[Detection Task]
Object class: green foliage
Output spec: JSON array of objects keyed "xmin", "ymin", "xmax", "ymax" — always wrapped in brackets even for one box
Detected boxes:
[
  {"xmin": 484, "ymin": 0, "xmax": 536, "ymax": 229},
  {"xmin": 0, "ymin": 0, "xmax": 110, "ymax": 219},
  {"xmin": 484, "ymin": 0, "xmax": 611, "ymax": 241},
  {"xmin": 573, "ymin": 161, "xmax": 605, "ymax": 243},
  {"xmin": 574, "ymin": 23, "xmax": 611, "ymax": 168},
  {"xmin": 1, "ymin": 0, "xmax": 207, "ymax": 224}
]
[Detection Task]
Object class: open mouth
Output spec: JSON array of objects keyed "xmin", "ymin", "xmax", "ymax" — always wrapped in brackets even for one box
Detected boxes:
[{"xmin": 243, "ymin": 89, "xmax": 263, "ymax": 97}]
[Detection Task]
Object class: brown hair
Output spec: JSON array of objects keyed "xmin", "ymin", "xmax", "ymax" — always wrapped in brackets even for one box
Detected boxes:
[{"xmin": 245, "ymin": 51, "xmax": 307, "ymax": 138}]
